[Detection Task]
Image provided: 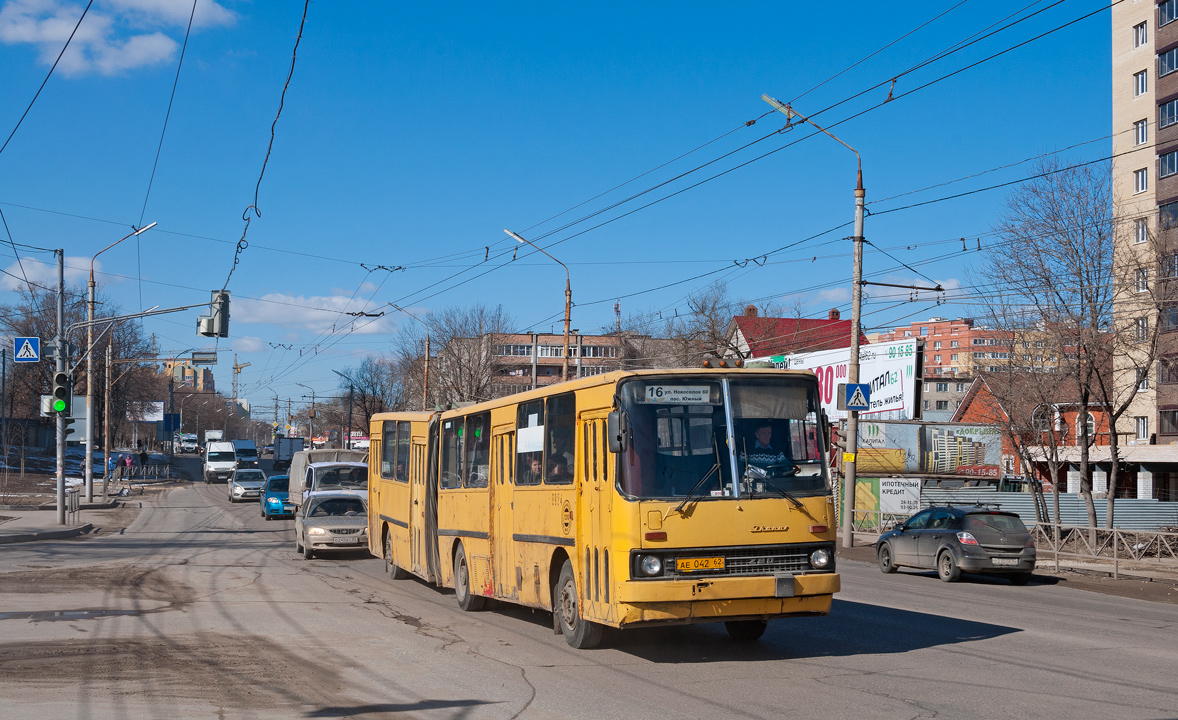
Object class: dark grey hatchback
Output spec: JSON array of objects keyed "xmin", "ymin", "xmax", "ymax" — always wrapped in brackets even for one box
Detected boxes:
[{"xmin": 876, "ymin": 505, "xmax": 1036, "ymax": 584}]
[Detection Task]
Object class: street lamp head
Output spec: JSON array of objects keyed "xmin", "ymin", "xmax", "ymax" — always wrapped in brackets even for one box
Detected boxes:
[
  {"xmin": 133, "ymin": 221, "xmax": 158, "ymax": 236},
  {"xmin": 504, "ymin": 229, "xmax": 527, "ymax": 244},
  {"xmin": 760, "ymin": 94, "xmax": 794, "ymax": 120}
]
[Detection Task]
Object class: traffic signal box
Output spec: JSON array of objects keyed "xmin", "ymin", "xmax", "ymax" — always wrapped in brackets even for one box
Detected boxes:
[{"xmin": 51, "ymin": 371, "xmax": 71, "ymax": 414}]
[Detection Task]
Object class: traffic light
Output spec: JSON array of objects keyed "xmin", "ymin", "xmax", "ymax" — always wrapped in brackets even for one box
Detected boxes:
[
  {"xmin": 51, "ymin": 371, "xmax": 71, "ymax": 414},
  {"xmin": 197, "ymin": 290, "xmax": 230, "ymax": 338},
  {"xmin": 62, "ymin": 415, "xmax": 77, "ymax": 440}
]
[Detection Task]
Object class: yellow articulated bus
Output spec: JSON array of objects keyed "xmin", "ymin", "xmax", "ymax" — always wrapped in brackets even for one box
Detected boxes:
[{"xmin": 368, "ymin": 368, "xmax": 840, "ymax": 648}]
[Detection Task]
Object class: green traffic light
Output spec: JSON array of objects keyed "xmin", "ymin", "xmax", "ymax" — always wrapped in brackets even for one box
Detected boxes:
[{"xmin": 52, "ymin": 399, "xmax": 66, "ymax": 413}]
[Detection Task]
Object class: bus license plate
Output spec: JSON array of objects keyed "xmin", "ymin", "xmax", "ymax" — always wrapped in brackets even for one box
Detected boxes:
[
  {"xmin": 992, "ymin": 557, "xmax": 1019, "ymax": 566},
  {"xmin": 332, "ymin": 537, "xmax": 359, "ymax": 545},
  {"xmin": 676, "ymin": 557, "xmax": 724, "ymax": 572}
]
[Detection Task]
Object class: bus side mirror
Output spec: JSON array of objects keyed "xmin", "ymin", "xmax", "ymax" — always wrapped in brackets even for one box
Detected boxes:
[{"xmin": 607, "ymin": 411, "xmax": 627, "ymax": 453}]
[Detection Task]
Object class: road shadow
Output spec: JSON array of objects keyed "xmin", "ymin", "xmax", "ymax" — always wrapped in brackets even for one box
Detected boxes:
[
  {"xmin": 894, "ymin": 569, "xmax": 1061, "ymax": 587},
  {"xmin": 607, "ymin": 598, "xmax": 1021, "ymax": 663}
]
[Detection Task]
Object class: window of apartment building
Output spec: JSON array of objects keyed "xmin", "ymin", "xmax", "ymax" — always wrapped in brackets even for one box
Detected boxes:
[
  {"xmin": 990, "ymin": 352, "xmax": 1009, "ymax": 359},
  {"xmin": 1163, "ymin": 99, "xmax": 1178, "ymax": 129},
  {"xmin": 1136, "ymin": 21, "xmax": 1149, "ymax": 47},
  {"xmin": 580, "ymin": 345, "xmax": 618, "ymax": 358},
  {"xmin": 1161, "ymin": 411, "xmax": 1178, "ymax": 435},
  {"xmin": 1165, "ymin": 0, "xmax": 1178, "ymax": 27},
  {"xmin": 1136, "ymin": 217, "xmax": 1149, "ymax": 244},
  {"xmin": 1162, "ymin": 48, "xmax": 1178, "ymax": 77},
  {"xmin": 1136, "ymin": 268, "xmax": 1150, "ymax": 292},
  {"xmin": 920, "ymin": 326, "xmax": 928, "ymax": 336},
  {"xmin": 1135, "ymin": 118, "xmax": 1149, "ymax": 146},
  {"xmin": 1137, "ymin": 416, "xmax": 1151, "ymax": 439},
  {"xmin": 1162, "ymin": 150, "xmax": 1178, "ymax": 178},
  {"xmin": 923, "ymin": 382, "xmax": 930, "ymax": 392},
  {"xmin": 1162, "ymin": 200, "xmax": 1178, "ymax": 229},
  {"xmin": 950, "ymin": 353, "xmax": 959, "ymax": 362},
  {"xmin": 972, "ymin": 338, "xmax": 986, "ymax": 346},
  {"xmin": 1137, "ymin": 367, "xmax": 1150, "ymax": 390},
  {"xmin": 1163, "ymin": 254, "xmax": 1178, "ymax": 278},
  {"xmin": 956, "ymin": 382, "xmax": 966, "ymax": 392},
  {"xmin": 1135, "ymin": 70, "xmax": 1148, "ymax": 96},
  {"xmin": 935, "ymin": 382, "xmax": 948, "ymax": 392},
  {"xmin": 1136, "ymin": 317, "xmax": 1151, "ymax": 341},
  {"xmin": 537, "ymin": 345, "xmax": 565, "ymax": 357},
  {"xmin": 936, "ymin": 400, "xmax": 949, "ymax": 411},
  {"xmin": 1162, "ymin": 306, "xmax": 1178, "ymax": 331},
  {"xmin": 923, "ymin": 400, "xmax": 930, "ymax": 410},
  {"xmin": 1135, "ymin": 168, "xmax": 1149, "ymax": 193},
  {"xmin": 904, "ymin": 330, "xmax": 911, "ymax": 337},
  {"xmin": 988, "ymin": 366, "xmax": 1001, "ymax": 372},
  {"xmin": 973, "ymin": 352, "xmax": 987, "ymax": 359},
  {"xmin": 934, "ymin": 354, "xmax": 942, "ymax": 362},
  {"xmin": 495, "ymin": 344, "xmax": 532, "ymax": 357},
  {"xmin": 950, "ymin": 340, "xmax": 958, "ymax": 348},
  {"xmin": 933, "ymin": 340, "xmax": 941, "ymax": 349},
  {"xmin": 1160, "ymin": 356, "xmax": 1178, "ymax": 383}
]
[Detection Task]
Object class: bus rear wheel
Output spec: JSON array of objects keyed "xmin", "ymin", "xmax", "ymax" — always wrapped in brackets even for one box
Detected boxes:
[
  {"xmin": 454, "ymin": 543, "xmax": 486, "ymax": 611},
  {"xmin": 725, "ymin": 619, "xmax": 768, "ymax": 641},
  {"xmin": 555, "ymin": 560, "xmax": 602, "ymax": 649},
  {"xmin": 385, "ymin": 532, "xmax": 409, "ymax": 580}
]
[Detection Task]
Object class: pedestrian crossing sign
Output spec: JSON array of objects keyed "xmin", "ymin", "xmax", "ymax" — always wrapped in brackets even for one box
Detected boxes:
[
  {"xmin": 14, "ymin": 337, "xmax": 39, "ymax": 363},
  {"xmin": 844, "ymin": 383, "xmax": 870, "ymax": 411}
]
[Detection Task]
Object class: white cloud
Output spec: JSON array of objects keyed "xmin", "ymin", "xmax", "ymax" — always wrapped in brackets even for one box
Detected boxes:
[
  {"xmin": 1, "ymin": 254, "xmax": 94, "ymax": 291},
  {"xmin": 814, "ymin": 287, "xmax": 849, "ymax": 304},
  {"xmin": 0, "ymin": 0, "xmax": 234, "ymax": 76},
  {"xmin": 234, "ymin": 293, "xmax": 400, "ymax": 336},
  {"xmin": 231, "ymin": 336, "xmax": 265, "ymax": 353}
]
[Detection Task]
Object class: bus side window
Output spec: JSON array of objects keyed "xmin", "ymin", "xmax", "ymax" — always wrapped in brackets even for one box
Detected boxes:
[
  {"xmin": 517, "ymin": 400, "xmax": 544, "ymax": 486},
  {"xmin": 465, "ymin": 412, "xmax": 490, "ymax": 488},
  {"xmin": 440, "ymin": 418, "xmax": 463, "ymax": 489},
  {"xmin": 545, "ymin": 393, "xmax": 576, "ymax": 485},
  {"xmin": 395, "ymin": 421, "xmax": 411, "ymax": 482},
  {"xmin": 380, "ymin": 421, "xmax": 395, "ymax": 479}
]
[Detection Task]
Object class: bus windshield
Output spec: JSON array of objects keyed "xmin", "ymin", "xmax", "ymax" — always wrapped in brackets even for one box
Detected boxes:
[{"xmin": 617, "ymin": 377, "xmax": 828, "ymax": 500}]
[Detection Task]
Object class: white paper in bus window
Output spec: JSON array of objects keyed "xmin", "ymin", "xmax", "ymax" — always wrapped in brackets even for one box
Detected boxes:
[
  {"xmin": 527, "ymin": 413, "xmax": 539, "ymax": 427},
  {"xmin": 517, "ymin": 425, "xmax": 545, "ymax": 453}
]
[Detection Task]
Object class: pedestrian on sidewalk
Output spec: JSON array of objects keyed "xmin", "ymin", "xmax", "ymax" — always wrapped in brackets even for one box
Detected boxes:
[
  {"xmin": 124, "ymin": 454, "xmax": 134, "ymax": 478},
  {"xmin": 139, "ymin": 449, "xmax": 148, "ymax": 477}
]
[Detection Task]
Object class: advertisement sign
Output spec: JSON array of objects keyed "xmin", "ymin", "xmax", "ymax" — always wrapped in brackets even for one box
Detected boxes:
[
  {"xmin": 753, "ymin": 338, "xmax": 921, "ymax": 421},
  {"xmin": 128, "ymin": 401, "xmax": 165, "ymax": 423},
  {"xmin": 855, "ymin": 420, "xmax": 1002, "ymax": 476},
  {"xmin": 879, "ymin": 477, "xmax": 921, "ymax": 514}
]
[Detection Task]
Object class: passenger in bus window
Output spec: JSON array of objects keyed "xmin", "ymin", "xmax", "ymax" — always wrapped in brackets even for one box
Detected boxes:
[
  {"xmin": 548, "ymin": 455, "xmax": 572, "ymax": 484},
  {"xmin": 522, "ymin": 457, "xmax": 544, "ymax": 484}
]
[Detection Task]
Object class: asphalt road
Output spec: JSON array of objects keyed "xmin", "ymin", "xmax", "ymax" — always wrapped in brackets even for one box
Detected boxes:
[{"xmin": 0, "ymin": 455, "xmax": 1176, "ymax": 720}]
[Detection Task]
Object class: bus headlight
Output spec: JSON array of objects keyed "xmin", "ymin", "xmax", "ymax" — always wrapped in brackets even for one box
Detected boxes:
[
  {"xmin": 810, "ymin": 548, "xmax": 832, "ymax": 569},
  {"xmin": 640, "ymin": 555, "xmax": 662, "ymax": 576}
]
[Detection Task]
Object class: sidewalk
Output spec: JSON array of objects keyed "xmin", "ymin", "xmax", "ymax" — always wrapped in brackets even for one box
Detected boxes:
[{"xmin": 0, "ymin": 508, "xmax": 94, "ymax": 544}]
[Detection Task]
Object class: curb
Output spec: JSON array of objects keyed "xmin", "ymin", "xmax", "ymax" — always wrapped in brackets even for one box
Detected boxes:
[
  {"xmin": 35, "ymin": 499, "xmax": 121, "ymax": 511},
  {"xmin": 0, "ymin": 522, "xmax": 94, "ymax": 545}
]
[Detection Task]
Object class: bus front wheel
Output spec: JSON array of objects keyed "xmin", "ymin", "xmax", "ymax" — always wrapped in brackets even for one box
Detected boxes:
[{"xmin": 555, "ymin": 560, "xmax": 602, "ymax": 649}]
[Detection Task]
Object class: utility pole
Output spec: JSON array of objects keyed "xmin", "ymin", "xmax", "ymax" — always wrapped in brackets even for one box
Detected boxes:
[
  {"xmin": 296, "ymin": 383, "xmax": 314, "ymax": 445},
  {"xmin": 55, "ymin": 249, "xmax": 65, "ymax": 526},
  {"xmin": 103, "ymin": 343, "xmax": 111, "ymax": 497},
  {"xmin": 346, "ymin": 383, "xmax": 354, "ymax": 450},
  {"xmin": 762, "ymin": 94, "xmax": 863, "ymax": 550},
  {"xmin": 232, "ymin": 354, "xmax": 250, "ymax": 403},
  {"xmin": 1, "ymin": 348, "xmax": 6, "ymax": 465},
  {"xmin": 389, "ymin": 304, "xmax": 431, "ymax": 410}
]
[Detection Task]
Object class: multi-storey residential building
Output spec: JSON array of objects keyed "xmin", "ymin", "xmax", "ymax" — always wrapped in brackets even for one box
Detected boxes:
[
  {"xmin": 874, "ymin": 317, "xmax": 1011, "ymax": 377},
  {"xmin": 920, "ymin": 377, "xmax": 973, "ymax": 421},
  {"xmin": 484, "ymin": 332, "xmax": 630, "ymax": 398},
  {"xmin": 1113, "ymin": 1, "xmax": 1173, "ymax": 445},
  {"xmin": 164, "ymin": 360, "xmax": 215, "ymax": 392}
]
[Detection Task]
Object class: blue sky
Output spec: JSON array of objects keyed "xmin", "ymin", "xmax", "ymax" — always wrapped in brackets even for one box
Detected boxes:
[{"xmin": 0, "ymin": 0, "xmax": 1113, "ymax": 407}]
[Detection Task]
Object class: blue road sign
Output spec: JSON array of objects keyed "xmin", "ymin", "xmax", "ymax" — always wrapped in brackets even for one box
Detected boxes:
[
  {"xmin": 845, "ymin": 383, "xmax": 871, "ymax": 411},
  {"xmin": 14, "ymin": 337, "xmax": 39, "ymax": 363}
]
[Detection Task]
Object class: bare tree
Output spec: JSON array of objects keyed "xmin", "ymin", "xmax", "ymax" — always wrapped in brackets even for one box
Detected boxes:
[
  {"xmin": 331, "ymin": 356, "xmax": 404, "ymax": 431},
  {"xmin": 976, "ymin": 158, "xmax": 1161, "ymax": 530},
  {"xmin": 394, "ymin": 303, "xmax": 514, "ymax": 406}
]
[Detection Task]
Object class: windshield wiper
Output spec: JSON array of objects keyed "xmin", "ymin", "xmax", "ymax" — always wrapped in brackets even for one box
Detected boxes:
[
  {"xmin": 742, "ymin": 463, "xmax": 804, "ymax": 508},
  {"xmin": 672, "ymin": 433, "xmax": 725, "ymax": 515}
]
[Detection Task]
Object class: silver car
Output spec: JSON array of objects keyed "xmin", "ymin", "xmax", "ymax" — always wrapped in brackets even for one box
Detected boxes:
[
  {"xmin": 228, "ymin": 468, "xmax": 268, "ymax": 503},
  {"xmin": 294, "ymin": 493, "xmax": 368, "ymax": 560}
]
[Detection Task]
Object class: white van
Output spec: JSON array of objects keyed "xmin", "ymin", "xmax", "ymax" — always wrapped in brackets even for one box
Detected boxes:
[{"xmin": 203, "ymin": 441, "xmax": 238, "ymax": 484}]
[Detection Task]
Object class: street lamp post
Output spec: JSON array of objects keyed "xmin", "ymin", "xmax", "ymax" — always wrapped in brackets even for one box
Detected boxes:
[
  {"xmin": 86, "ymin": 222, "xmax": 156, "ymax": 502},
  {"xmin": 504, "ymin": 229, "xmax": 572, "ymax": 382},
  {"xmin": 762, "ymin": 94, "xmax": 864, "ymax": 550},
  {"xmin": 331, "ymin": 369, "xmax": 354, "ymax": 449},
  {"xmin": 389, "ymin": 304, "xmax": 431, "ymax": 411},
  {"xmin": 296, "ymin": 383, "xmax": 315, "ymax": 445}
]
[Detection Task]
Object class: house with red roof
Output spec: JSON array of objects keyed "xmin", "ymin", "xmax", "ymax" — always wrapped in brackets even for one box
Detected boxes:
[{"xmin": 724, "ymin": 306, "xmax": 867, "ymax": 359}]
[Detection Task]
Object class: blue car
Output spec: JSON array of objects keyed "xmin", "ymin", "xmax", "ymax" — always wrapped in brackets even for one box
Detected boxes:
[{"xmin": 260, "ymin": 475, "xmax": 295, "ymax": 520}]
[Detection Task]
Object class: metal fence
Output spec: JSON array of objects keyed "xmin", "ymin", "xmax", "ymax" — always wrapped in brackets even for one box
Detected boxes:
[{"xmin": 1032, "ymin": 524, "xmax": 1178, "ymax": 578}]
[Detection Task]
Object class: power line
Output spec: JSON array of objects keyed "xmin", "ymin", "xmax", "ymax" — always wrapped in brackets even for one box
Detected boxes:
[
  {"xmin": 0, "ymin": 206, "xmax": 35, "ymax": 295},
  {"xmin": 0, "ymin": 0, "xmax": 95, "ymax": 160},
  {"xmin": 137, "ymin": 0, "xmax": 199, "ymax": 310}
]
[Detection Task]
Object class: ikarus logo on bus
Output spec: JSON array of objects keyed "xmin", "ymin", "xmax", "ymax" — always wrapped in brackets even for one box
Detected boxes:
[{"xmin": 752, "ymin": 338, "xmax": 920, "ymax": 422}]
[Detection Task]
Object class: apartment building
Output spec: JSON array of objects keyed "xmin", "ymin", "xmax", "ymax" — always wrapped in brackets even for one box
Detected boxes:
[
  {"xmin": 164, "ymin": 360, "xmax": 215, "ymax": 392},
  {"xmin": 485, "ymin": 332, "xmax": 630, "ymax": 398},
  {"xmin": 874, "ymin": 317, "xmax": 1010, "ymax": 377}
]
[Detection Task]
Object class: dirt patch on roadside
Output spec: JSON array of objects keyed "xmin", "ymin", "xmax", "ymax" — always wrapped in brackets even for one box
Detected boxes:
[
  {"xmin": 0, "ymin": 564, "xmax": 196, "ymax": 604},
  {"xmin": 0, "ymin": 632, "xmax": 353, "ymax": 710}
]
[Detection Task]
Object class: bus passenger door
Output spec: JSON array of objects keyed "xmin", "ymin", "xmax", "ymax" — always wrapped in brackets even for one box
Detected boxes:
[
  {"xmin": 410, "ymin": 438, "xmax": 428, "ymax": 577},
  {"xmin": 579, "ymin": 414, "xmax": 612, "ymax": 624},
  {"xmin": 491, "ymin": 428, "xmax": 518, "ymax": 601}
]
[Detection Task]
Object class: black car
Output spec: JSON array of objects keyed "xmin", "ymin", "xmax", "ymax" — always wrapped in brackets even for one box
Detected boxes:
[{"xmin": 875, "ymin": 505, "xmax": 1036, "ymax": 584}]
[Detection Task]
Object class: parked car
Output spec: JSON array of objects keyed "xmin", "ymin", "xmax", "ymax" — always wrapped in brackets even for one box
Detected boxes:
[
  {"xmin": 294, "ymin": 492, "xmax": 368, "ymax": 560},
  {"xmin": 228, "ymin": 468, "xmax": 268, "ymax": 503},
  {"xmin": 260, "ymin": 474, "xmax": 294, "ymax": 520},
  {"xmin": 875, "ymin": 505, "xmax": 1036, "ymax": 584}
]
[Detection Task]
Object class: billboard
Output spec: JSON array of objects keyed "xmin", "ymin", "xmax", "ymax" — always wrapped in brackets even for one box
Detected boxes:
[
  {"xmin": 856, "ymin": 420, "xmax": 1002, "ymax": 477},
  {"xmin": 752, "ymin": 338, "xmax": 921, "ymax": 421}
]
